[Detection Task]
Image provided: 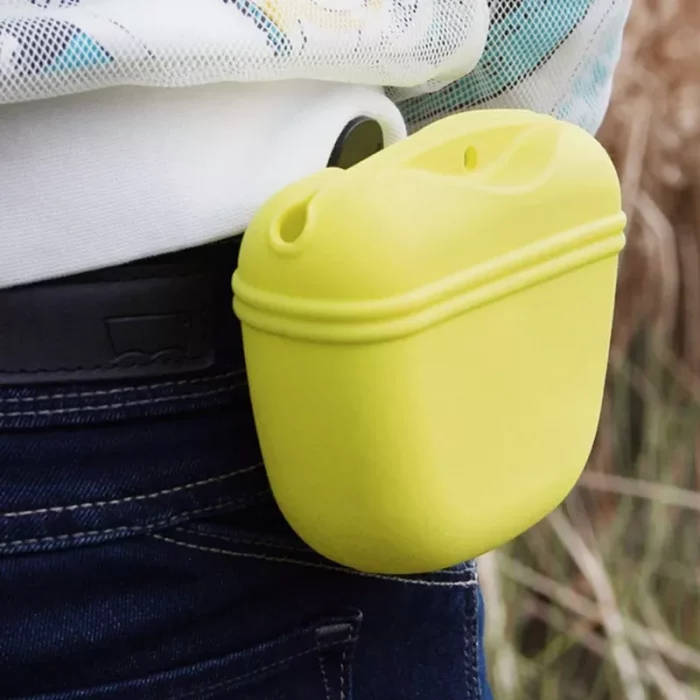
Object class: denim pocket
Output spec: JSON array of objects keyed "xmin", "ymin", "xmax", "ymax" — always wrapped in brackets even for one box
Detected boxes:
[
  {"xmin": 3, "ymin": 494, "xmax": 483, "ymax": 700},
  {"xmin": 147, "ymin": 501, "xmax": 485, "ymax": 699},
  {"xmin": 17, "ymin": 613, "xmax": 360, "ymax": 700},
  {"xmin": 152, "ymin": 510, "xmax": 485, "ymax": 699}
]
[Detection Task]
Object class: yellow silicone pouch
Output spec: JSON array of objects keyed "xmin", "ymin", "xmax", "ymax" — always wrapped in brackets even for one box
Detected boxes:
[{"xmin": 232, "ymin": 109, "xmax": 626, "ymax": 575}]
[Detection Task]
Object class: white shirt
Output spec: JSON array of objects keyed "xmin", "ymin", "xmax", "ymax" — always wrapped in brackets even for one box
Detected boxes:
[{"xmin": 0, "ymin": 0, "xmax": 630, "ymax": 288}]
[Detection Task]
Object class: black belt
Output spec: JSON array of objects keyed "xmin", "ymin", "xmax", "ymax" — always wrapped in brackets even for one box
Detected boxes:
[
  {"xmin": 0, "ymin": 117, "xmax": 384, "ymax": 386},
  {"xmin": 0, "ymin": 238, "xmax": 245, "ymax": 385}
]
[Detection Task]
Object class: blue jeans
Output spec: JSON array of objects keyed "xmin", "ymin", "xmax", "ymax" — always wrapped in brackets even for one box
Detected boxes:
[{"xmin": 0, "ymin": 244, "xmax": 492, "ymax": 699}]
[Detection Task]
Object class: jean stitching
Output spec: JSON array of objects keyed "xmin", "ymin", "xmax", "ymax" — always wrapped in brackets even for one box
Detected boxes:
[
  {"xmin": 179, "ymin": 527, "xmax": 312, "ymax": 553},
  {"xmin": 175, "ymin": 637, "xmax": 357, "ymax": 700},
  {"xmin": 0, "ymin": 384, "xmax": 246, "ymax": 418},
  {"xmin": 316, "ymin": 642, "xmax": 332, "ymax": 700},
  {"xmin": 340, "ymin": 647, "xmax": 348, "ymax": 700},
  {"xmin": 0, "ymin": 464, "xmax": 262, "ymax": 518},
  {"xmin": 0, "ymin": 495, "xmax": 267, "ymax": 550},
  {"xmin": 439, "ymin": 564, "xmax": 478, "ymax": 576},
  {"xmin": 0, "ymin": 370, "xmax": 244, "ymax": 404},
  {"xmin": 464, "ymin": 588, "xmax": 481, "ymax": 700},
  {"xmin": 464, "ymin": 588, "xmax": 470, "ymax": 699},
  {"xmin": 174, "ymin": 527, "xmax": 478, "ymax": 579},
  {"xmin": 152, "ymin": 533, "xmax": 479, "ymax": 587}
]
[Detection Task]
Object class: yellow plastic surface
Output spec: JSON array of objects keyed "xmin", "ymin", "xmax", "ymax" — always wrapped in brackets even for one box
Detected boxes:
[{"xmin": 232, "ymin": 109, "xmax": 626, "ymax": 575}]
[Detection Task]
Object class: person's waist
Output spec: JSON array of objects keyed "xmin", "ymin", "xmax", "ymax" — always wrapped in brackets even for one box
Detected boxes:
[
  {"xmin": 0, "ymin": 237, "xmax": 247, "ymax": 429},
  {"xmin": 0, "ymin": 82, "xmax": 404, "ymax": 289},
  {"xmin": 0, "ymin": 237, "xmax": 271, "ymax": 554}
]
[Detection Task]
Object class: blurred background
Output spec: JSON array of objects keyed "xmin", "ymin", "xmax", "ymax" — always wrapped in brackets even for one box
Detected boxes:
[{"xmin": 479, "ymin": 1, "xmax": 700, "ymax": 698}]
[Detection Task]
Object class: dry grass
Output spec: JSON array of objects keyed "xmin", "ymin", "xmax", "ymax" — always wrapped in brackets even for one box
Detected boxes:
[
  {"xmin": 602, "ymin": 0, "xmax": 700, "ymax": 373},
  {"xmin": 480, "ymin": 2, "xmax": 700, "ymax": 697}
]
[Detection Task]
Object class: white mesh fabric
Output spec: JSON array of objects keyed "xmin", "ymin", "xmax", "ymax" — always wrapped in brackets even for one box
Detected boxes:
[
  {"xmin": 396, "ymin": 0, "xmax": 632, "ymax": 135},
  {"xmin": 0, "ymin": 0, "xmax": 630, "ymax": 134},
  {"xmin": 0, "ymin": 0, "xmax": 631, "ymax": 289},
  {"xmin": 0, "ymin": 0, "xmax": 490, "ymax": 102}
]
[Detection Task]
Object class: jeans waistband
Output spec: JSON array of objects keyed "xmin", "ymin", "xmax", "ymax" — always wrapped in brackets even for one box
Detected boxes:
[
  {"xmin": 0, "ymin": 238, "xmax": 270, "ymax": 555},
  {"xmin": 0, "ymin": 237, "xmax": 245, "ymax": 386},
  {"xmin": 0, "ymin": 237, "xmax": 247, "ymax": 430}
]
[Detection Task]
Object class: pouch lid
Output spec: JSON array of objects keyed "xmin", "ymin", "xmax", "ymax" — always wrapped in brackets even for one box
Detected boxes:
[{"xmin": 233, "ymin": 110, "xmax": 626, "ymax": 342}]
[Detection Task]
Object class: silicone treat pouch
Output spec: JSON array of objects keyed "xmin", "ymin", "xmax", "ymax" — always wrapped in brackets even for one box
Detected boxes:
[{"xmin": 233, "ymin": 110, "xmax": 626, "ymax": 575}]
